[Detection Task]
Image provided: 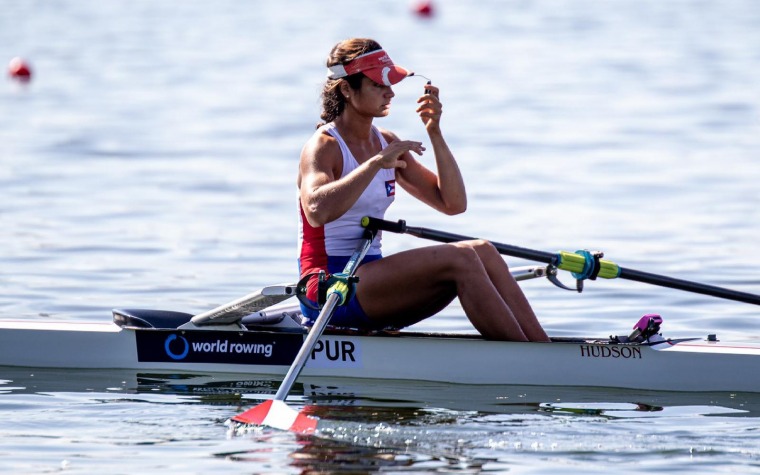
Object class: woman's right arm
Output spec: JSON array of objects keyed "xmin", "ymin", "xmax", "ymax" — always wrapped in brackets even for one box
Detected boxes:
[
  {"xmin": 299, "ymin": 132, "xmax": 427, "ymax": 228},
  {"xmin": 298, "ymin": 133, "xmax": 378, "ymax": 228}
]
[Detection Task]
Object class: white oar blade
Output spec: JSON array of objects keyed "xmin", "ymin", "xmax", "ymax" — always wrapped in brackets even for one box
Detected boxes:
[{"xmin": 230, "ymin": 400, "xmax": 319, "ymax": 434}]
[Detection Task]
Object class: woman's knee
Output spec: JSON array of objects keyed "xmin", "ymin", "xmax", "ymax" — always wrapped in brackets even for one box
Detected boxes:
[
  {"xmin": 461, "ymin": 239, "xmax": 505, "ymax": 266},
  {"xmin": 445, "ymin": 242, "xmax": 487, "ymax": 272}
]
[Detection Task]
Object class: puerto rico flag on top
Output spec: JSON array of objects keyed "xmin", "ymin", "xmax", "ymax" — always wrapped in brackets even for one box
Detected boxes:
[{"xmin": 385, "ymin": 180, "xmax": 396, "ymax": 197}]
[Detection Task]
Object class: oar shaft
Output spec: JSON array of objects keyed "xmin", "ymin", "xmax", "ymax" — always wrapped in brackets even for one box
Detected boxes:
[
  {"xmin": 363, "ymin": 216, "xmax": 760, "ymax": 306},
  {"xmin": 619, "ymin": 267, "xmax": 760, "ymax": 306},
  {"xmin": 364, "ymin": 216, "xmax": 555, "ymax": 263},
  {"xmin": 273, "ymin": 230, "xmax": 375, "ymax": 401},
  {"xmin": 408, "ymin": 225, "xmax": 556, "ymax": 264},
  {"xmin": 274, "ymin": 292, "xmax": 341, "ymax": 400}
]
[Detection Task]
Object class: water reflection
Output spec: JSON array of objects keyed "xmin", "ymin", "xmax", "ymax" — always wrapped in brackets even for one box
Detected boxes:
[
  {"xmin": 3, "ymin": 367, "xmax": 759, "ymax": 417},
  {"xmin": 3, "ymin": 367, "xmax": 760, "ymax": 472}
]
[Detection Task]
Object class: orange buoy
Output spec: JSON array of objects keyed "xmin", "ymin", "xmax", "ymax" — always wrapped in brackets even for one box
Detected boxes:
[
  {"xmin": 8, "ymin": 57, "xmax": 32, "ymax": 81},
  {"xmin": 413, "ymin": 0, "xmax": 434, "ymax": 18}
]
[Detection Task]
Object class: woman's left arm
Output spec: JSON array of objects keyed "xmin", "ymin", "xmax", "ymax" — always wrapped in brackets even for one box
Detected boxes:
[{"xmin": 393, "ymin": 84, "xmax": 467, "ymax": 215}]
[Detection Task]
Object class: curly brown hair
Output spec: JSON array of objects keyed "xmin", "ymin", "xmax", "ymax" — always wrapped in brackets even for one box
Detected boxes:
[{"xmin": 317, "ymin": 38, "xmax": 383, "ymax": 128}]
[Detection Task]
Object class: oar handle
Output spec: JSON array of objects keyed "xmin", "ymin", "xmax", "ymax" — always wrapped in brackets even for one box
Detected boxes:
[{"xmin": 361, "ymin": 216, "xmax": 407, "ymax": 234}]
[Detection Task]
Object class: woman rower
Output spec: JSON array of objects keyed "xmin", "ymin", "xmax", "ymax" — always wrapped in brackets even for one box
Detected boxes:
[{"xmin": 297, "ymin": 38, "xmax": 549, "ymax": 342}]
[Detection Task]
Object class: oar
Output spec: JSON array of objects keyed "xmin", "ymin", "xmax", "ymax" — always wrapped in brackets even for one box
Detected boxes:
[
  {"xmin": 361, "ymin": 217, "xmax": 760, "ymax": 306},
  {"xmin": 230, "ymin": 227, "xmax": 377, "ymax": 432}
]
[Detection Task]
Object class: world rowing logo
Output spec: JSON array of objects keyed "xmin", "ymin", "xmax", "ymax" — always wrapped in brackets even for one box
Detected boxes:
[
  {"xmin": 164, "ymin": 334, "xmax": 190, "ymax": 360},
  {"xmin": 136, "ymin": 331, "xmax": 301, "ymax": 364}
]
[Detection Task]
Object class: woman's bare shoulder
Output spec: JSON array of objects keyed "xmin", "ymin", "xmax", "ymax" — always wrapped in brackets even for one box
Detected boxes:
[
  {"xmin": 376, "ymin": 126, "xmax": 400, "ymax": 143},
  {"xmin": 302, "ymin": 128, "xmax": 340, "ymax": 161}
]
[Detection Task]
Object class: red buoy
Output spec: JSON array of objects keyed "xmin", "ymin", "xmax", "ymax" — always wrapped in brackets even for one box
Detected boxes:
[
  {"xmin": 413, "ymin": 0, "xmax": 434, "ymax": 18},
  {"xmin": 8, "ymin": 57, "xmax": 32, "ymax": 82}
]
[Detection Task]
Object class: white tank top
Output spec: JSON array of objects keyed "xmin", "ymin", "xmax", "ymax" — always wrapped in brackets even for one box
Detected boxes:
[{"xmin": 298, "ymin": 123, "xmax": 396, "ymax": 268}]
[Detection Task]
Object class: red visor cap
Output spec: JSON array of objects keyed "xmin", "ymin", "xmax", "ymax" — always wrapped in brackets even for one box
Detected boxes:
[{"xmin": 327, "ymin": 49, "xmax": 410, "ymax": 86}]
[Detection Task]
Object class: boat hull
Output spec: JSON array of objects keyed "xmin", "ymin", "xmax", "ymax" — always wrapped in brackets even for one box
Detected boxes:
[
  {"xmin": 3, "ymin": 366, "xmax": 760, "ymax": 417},
  {"xmin": 1, "ymin": 319, "xmax": 759, "ymax": 393}
]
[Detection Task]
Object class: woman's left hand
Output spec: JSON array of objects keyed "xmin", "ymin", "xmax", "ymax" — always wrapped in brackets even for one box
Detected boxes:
[{"xmin": 416, "ymin": 84, "xmax": 442, "ymax": 133}]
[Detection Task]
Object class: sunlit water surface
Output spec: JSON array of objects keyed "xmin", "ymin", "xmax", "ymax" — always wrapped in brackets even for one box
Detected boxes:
[{"xmin": 2, "ymin": 0, "xmax": 760, "ymax": 473}]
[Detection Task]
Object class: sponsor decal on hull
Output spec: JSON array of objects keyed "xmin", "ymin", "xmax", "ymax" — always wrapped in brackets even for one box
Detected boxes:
[
  {"xmin": 579, "ymin": 344, "xmax": 643, "ymax": 359},
  {"xmin": 135, "ymin": 330, "xmax": 364, "ymax": 369},
  {"xmin": 136, "ymin": 330, "xmax": 303, "ymax": 365}
]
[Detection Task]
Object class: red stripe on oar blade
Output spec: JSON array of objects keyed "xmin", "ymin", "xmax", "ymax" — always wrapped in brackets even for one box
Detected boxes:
[
  {"xmin": 231, "ymin": 399, "xmax": 273, "ymax": 425},
  {"xmin": 231, "ymin": 400, "xmax": 318, "ymax": 434},
  {"xmin": 290, "ymin": 411, "xmax": 319, "ymax": 434}
]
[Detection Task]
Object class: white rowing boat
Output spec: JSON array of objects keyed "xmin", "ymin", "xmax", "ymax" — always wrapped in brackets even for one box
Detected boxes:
[
  {"xmin": 1, "ymin": 277, "xmax": 758, "ymax": 394},
  {"xmin": 4, "ymin": 215, "xmax": 760, "ymax": 429}
]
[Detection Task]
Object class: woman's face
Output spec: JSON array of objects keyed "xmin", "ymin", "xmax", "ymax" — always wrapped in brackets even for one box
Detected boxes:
[{"xmin": 352, "ymin": 76, "xmax": 395, "ymax": 117}]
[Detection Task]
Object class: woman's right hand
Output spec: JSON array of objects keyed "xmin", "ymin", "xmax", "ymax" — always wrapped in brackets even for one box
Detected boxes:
[{"xmin": 375, "ymin": 140, "xmax": 426, "ymax": 170}]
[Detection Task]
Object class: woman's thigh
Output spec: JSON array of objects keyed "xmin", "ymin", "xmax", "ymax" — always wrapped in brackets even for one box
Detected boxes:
[{"xmin": 354, "ymin": 244, "xmax": 478, "ymax": 326}]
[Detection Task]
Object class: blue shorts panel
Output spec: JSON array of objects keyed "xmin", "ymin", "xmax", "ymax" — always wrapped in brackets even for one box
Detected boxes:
[{"xmin": 298, "ymin": 254, "xmax": 382, "ymax": 329}]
